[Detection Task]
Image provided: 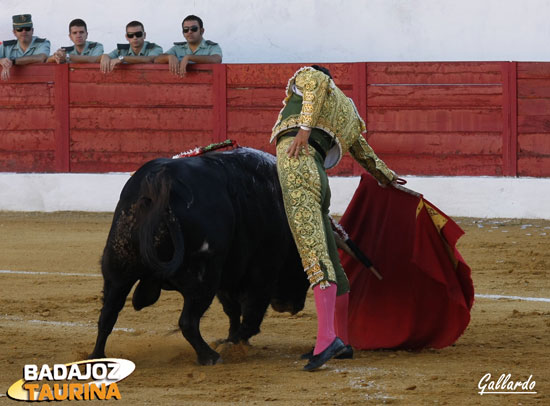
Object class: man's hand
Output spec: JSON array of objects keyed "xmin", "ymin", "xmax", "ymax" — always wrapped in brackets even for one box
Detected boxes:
[
  {"xmin": 167, "ymin": 55, "xmax": 180, "ymax": 75},
  {"xmin": 0, "ymin": 57, "xmax": 13, "ymax": 69},
  {"xmin": 167, "ymin": 54, "xmax": 189, "ymax": 77},
  {"xmin": 1, "ymin": 66, "xmax": 11, "ymax": 81},
  {"xmin": 53, "ymin": 49, "xmax": 67, "ymax": 64},
  {"xmin": 177, "ymin": 55, "xmax": 190, "ymax": 77},
  {"xmin": 100, "ymin": 55, "xmax": 121, "ymax": 73},
  {"xmin": 100, "ymin": 55, "xmax": 111, "ymax": 73},
  {"xmin": 380, "ymin": 172, "xmax": 401, "ymax": 188},
  {"xmin": 286, "ymin": 127, "xmax": 311, "ymax": 158},
  {"xmin": 0, "ymin": 58, "xmax": 13, "ymax": 81}
]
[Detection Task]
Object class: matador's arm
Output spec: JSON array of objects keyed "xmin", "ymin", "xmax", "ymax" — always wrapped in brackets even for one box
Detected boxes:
[{"xmin": 349, "ymin": 134, "xmax": 397, "ymax": 186}]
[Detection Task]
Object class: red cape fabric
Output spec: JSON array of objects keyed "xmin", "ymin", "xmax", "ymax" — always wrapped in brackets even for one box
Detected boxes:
[{"xmin": 339, "ymin": 174, "xmax": 474, "ymax": 350}]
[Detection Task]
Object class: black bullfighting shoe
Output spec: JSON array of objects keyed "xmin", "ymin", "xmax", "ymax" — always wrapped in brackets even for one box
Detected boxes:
[
  {"xmin": 335, "ymin": 345, "xmax": 354, "ymax": 359},
  {"xmin": 301, "ymin": 344, "xmax": 353, "ymax": 360},
  {"xmin": 300, "ymin": 348, "xmax": 314, "ymax": 360},
  {"xmin": 303, "ymin": 337, "xmax": 345, "ymax": 371}
]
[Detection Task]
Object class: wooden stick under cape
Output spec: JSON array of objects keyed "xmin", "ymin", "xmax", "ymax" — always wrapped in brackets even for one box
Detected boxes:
[{"xmin": 330, "ymin": 216, "xmax": 383, "ymax": 280}]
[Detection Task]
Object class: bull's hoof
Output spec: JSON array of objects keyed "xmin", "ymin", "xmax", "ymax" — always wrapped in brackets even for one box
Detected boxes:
[
  {"xmin": 88, "ymin": 352, "xmax": 106, "ymax": 360},
  {"xmin": 197, "ymin": 352, "xmax": 221, "ymax": 366}
]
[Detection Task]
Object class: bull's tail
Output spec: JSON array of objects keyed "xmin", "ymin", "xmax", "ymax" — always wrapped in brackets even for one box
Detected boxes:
[{"xmin": 135, "ymin": 166, "xmax": 184, "ymax": 277}]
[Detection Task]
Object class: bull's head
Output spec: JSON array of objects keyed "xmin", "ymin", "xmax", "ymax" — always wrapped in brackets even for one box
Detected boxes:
[{"xmin": 269, "ymin": 247, "xmax": 309, "ymax": 315}]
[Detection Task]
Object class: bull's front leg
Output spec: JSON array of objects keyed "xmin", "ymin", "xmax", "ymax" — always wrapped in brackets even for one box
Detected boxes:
[
  {"xmin": 217, "ymin": 291, "xmax": 242, "ymax": 343},
  {"xmin": 90, "ymin": 279, "xmax": 134, "ymax": 359}
]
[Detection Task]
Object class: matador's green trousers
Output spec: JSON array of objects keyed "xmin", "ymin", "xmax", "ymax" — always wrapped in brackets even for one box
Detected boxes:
[{"xmin": 276, "ymin": 135, "xmax": 350, "ymax": 296}]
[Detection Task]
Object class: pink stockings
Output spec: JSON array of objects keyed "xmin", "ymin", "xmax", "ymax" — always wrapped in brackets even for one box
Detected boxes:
[
  {"xmin": 335, "ymin": 291, "xmax": 350, "ymax": 345},
  {"xmin": 313, "ymin": 284, "xmax": 349, "ymax": 355}
]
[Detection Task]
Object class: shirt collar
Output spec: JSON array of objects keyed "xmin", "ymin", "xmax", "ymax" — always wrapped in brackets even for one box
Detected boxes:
[
  {"xmin": 196, "ymin": 39, "xmax": 207, "ymax": 49},
  {"xmin": 13, "ymin": 36, "xmax": 37, "ymax": 53},
  {"xmin": 73, "ymin": 41, "xmax": 89, "ymax": 55},
  {"xmin": 129, "ymin": 41, "xmax": 148, "ymax": 56},
  {"xmin": 185, "ymin": 38, "xmax": 206, "ymax": 51}
]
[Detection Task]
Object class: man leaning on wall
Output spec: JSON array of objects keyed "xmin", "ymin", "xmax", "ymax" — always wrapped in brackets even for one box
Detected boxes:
[
  {"xmin": 155, "ymin": 15, "xmax": 222, "ymax": 77},
  {"xmin": 48, "ymin": 19, "xmax": 104, "ymax": 64},
  {"xmin": 0, "ymin": 14, "xmax": 50, "ymax": 81},
  {"xmin": 100, "ymin": 20, "xmax": 163, "ymax": 74}
]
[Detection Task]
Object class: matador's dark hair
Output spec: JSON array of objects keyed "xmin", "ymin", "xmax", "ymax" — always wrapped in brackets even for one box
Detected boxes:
[{"xmin": 311, "ymin": 64, "xmax": 333, "ymax": 80}]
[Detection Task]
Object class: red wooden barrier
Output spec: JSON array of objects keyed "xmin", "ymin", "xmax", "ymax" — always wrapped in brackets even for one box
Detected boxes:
[
  {"xmin": 517, "ymin": 63, "xmax": 550, "ymax": 177},
  {"xmin": 68, "ymin": 64, "xmax": 216, "ymax": 172},
  {"xmin": 366, "ymin": 62, "xmax": 506, "ymax": 176},
  {"xmin": 0, "ymin": 61, "xmax": 548, "ymax": 176},
  {"xmin": 0, "ymin": 64, "xmax": 57, "ymax": 171}
]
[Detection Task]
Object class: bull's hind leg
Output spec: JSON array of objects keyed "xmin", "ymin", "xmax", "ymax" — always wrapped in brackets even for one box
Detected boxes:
[
  {"xmin": 90, "ymin": 279, "xmax": 134, "ymax": 359},
  {"xmin": 179, "ymin": 290, "xmax": 221, "ymax": 365}
]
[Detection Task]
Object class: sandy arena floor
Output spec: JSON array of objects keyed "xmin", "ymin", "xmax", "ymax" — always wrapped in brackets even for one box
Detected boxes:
[{"xmin": 0, "ymin": 212, "xmax": 549, "ymax": 405}]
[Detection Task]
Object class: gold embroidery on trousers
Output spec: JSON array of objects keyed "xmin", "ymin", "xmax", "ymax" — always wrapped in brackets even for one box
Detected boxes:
[{"xmin": 276, "ymin": 137, "xmax": 337, "ymax": 288}]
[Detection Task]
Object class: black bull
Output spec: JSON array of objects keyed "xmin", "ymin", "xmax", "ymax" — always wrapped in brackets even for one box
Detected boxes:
[{"xmin": 90, "ymin": 148, "xmax": 309, "ymax": 365}]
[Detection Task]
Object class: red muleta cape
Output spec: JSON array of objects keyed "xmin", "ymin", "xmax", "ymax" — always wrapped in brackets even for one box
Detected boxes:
[{"xmin": 340, "ymin": 174, "xmax": 474, "ymax": 350}]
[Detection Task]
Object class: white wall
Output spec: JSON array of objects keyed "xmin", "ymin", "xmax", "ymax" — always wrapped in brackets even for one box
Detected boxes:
[
  {"xmin": 1, "ymin": 0, "xmax": 549, "ymax": 63},
  {"xmin": 1, "ymin": 173, "xmax": 550, "ymax": 219}
]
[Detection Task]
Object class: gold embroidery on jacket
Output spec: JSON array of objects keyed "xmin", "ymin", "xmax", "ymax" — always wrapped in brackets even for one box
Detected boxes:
[{"xmin": 271, "ymin": 66, "xmax": 395, "ymax": 183}]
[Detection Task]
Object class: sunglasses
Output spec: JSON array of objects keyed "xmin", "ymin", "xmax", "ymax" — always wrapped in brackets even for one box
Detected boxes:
[
  {"xmin": 126, "ymin": 31, "xmax": 143, "ymax": 38},
  {"xmin": 15, "ymin": 27, "xmax": 32, "ymax": 32},
  {"xmin": 183, "ymin": 26, "xmax": 199, "ymax": 33}
]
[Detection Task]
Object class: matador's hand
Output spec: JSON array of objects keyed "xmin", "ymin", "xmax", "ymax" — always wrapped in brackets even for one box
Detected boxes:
[{"xmin": 286, "ymin": 127, "xmax": 311, "ymax": 158}]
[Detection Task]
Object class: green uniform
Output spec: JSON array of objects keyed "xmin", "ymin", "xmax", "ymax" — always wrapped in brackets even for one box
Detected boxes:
[
  {"xmin": 63, "ymin": 41, "xmax": 104, "ymax": 56},
  {"xmin": 0, "ymin": 36, "xmax": 50, "ymax": 59},
  {"xmin": 165, "ymin": 39, "xmax": 222, "ymax": 60},
  {"xmin": 107, "ymin": 41, "xmax": 163, "ymax": 58}
]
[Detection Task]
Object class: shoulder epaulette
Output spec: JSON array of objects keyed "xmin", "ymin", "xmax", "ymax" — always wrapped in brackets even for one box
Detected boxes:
[
  {"xmin": 63, "ymin": 46, "xmax": 75, "ymax": 53},
  {"xmin": 35, "ymin": 37, "xmax": 47, "ymax": 43},
  {"xmin": 117, "ymin": 43, "xmax": 130, "ymax": 50},
  {"xmin": 145, "ymin": 42, "xmax": 158, "ymax": 50},
  {"xmin": 88, "ymin": 42, "xmax": 98, "ymax": 49},
  {"xmin": 2, "ymin": 39, "xmax": 17, "ymax": 46},
  {"xmin": 205, "ymin": 40, "xmax": 218, "ymax": 46},
  {"xmin": 174, "ymin": 41, "xmax": 187, "ymax": 46}
]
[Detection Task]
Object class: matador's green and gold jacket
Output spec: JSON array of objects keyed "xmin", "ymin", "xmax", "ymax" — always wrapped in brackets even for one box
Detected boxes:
[{"xmin": 270, "ymin": 66, "xmax": 396, "ymax": 185}]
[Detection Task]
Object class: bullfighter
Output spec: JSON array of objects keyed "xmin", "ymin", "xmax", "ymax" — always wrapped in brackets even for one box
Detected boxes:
[{"xmin": 270, "ymin": 65, "xmax": 397, "ymax": 371}]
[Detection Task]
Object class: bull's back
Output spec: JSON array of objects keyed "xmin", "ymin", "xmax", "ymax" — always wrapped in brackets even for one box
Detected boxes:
[
  {"xmin": 105, "ymin": 149, "xmax": 292, "ymax": 278},
  {"xmin": 172, "ymin": 148, "xmax": 293, "ymax": 283},
  {"xmin": 167, "ymin": 148, "xmax": 284, "ymax": 226}
]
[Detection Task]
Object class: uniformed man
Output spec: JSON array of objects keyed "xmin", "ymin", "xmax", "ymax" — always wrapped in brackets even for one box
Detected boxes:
[
  {"xmin": 100, "ymin": 21, "xmax": 163, "ymax": 74},
  {"xmin": 0, "ymin": 14, "xmax": 50, "ymax": 81},
  {"xmin": 48, "ymin": 19, "xmax": 104, "ymax": 64},
  {"xmin": 155, "ymin": 15, "xmax": 222, "ymax": 77}
]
